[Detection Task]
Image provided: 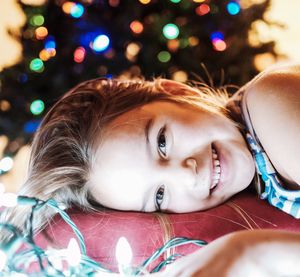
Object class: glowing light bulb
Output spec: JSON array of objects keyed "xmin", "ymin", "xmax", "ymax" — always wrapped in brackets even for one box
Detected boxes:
[
  {"xmin": 0, "ymin": 250, "xmax": 7, "ymax": 271},
  {"xmin": 116, "ymin": 237, "xmax": 132, "ymax": 267},
  {"xmin": 163, "ymin": 23, "xmax": 179, "ymax": 39},
  {"xmin": 30, "ymin": 100, "xmax": 45, "ymax": 115},
  {"xmin": 92, "ymin": 35, "xmax": 110, "ymax": 52},
  {"xmin": 0, "ymin": 157, "xmax": 14, "ymax": 172},
  {"xmin": 66, "ymin": 238, "xmax": 81, "ymax": 266},
  {"xmin": 0, "ymin": 192, "xmax": 18, "ymax": 207}
]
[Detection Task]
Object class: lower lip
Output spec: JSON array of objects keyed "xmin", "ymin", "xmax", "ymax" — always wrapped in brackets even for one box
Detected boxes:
[{"xmin": 211, "ymin": 143, "xmax": 229, "ymax": 194}]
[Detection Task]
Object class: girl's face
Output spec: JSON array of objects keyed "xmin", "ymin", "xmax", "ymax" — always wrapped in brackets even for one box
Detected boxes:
[{"xmin": 90, "ymin": 101, "xmax": 255, "ymax": 213}]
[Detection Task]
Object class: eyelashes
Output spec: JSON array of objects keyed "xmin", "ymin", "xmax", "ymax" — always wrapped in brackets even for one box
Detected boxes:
[
  {"xmin": 157, "ymin": 126, "xmax": 167, "ymax": 158},
  {"xmin": 155, "ymin": 185, "xmax": 165, "ymax": 211}
]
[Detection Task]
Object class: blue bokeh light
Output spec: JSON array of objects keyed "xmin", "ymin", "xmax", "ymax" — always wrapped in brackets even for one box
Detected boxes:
[
  {"xmin": 210, "ymin": 31, "xmax": 224, "ymax": 41},
  {"xmin": 227, "ymin": 2, "xmax": 240, "ymax": 15},
  {"xmin": 24, "ymin": 120, "xmax": 41, "ymax": 133},
  {"xmin": 92, "ymin": 35, "xmax": 110, "ymax": 52},
  {"xmin": 70, "ymin": 3, "xmax": 85, "ymax": 18},
  {"xmin": 44, "ymin": 36, "xmax": 56, "ymax": 49}
]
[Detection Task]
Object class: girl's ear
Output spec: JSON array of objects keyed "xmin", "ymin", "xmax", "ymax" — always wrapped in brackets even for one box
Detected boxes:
[{"xmin": 160, "ymin": 79, "xmax": 193, "ymax": 95}]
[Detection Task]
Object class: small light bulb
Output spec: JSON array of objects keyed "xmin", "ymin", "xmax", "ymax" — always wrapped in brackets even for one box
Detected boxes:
[
  {"xmin": 0, "ymin": 193, "xmax": 18, "ymax": 207},
  {"xmin": 0, "ymin": 250, "xmax": 7, "ymax": 271},
  {"xmin": 66, "ymin": 238, "xmax": 81, "ymax": 267},
  {"xmin": 116, "ymin": 237, "xmax": 133, "ymax": 266}
]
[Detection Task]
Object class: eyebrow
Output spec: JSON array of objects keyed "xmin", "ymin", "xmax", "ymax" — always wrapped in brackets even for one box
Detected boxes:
[{"xmin": 141, "ymin": 117, "xmax": 154, "ymax": 212}]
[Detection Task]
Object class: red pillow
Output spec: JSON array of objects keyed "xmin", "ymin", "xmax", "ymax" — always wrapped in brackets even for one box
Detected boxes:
[{"xmin": 35, "ymin": 190, "xmax": 300, "ymax": 272}]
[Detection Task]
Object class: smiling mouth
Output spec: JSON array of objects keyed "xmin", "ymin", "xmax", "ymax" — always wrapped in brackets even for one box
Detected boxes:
[{"xmin": 210, "ymin": 145, "xmax": 221, "ymax": 193}]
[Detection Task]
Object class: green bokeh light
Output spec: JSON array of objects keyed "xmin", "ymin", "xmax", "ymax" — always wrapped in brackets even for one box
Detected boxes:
[
  {"xmin": 30, "ymin": 58, "xmax": 44, "ymax": 72},
  {"xmin": 30, "ymin": 15, "xmax": 44, "ymax": 26},
  {"xmin": 30, "ymin": 100, "xmax": 45, "ymax": 115},
  {"xmin": 170, "ymin": 0, "xmax": 181, "ymax": 3},
  {"xmin": 163, "ymin": 23, "xmax": 180, "ymax": 39},
  {"xmin": 157, "ymin": 51, "xmax": 171, "ymax": 63}
]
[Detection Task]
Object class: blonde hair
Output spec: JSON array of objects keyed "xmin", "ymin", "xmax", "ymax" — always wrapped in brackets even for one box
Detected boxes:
[{"xmin": 1, "ymin": 77, "xmax": 231, "ymax": 238}]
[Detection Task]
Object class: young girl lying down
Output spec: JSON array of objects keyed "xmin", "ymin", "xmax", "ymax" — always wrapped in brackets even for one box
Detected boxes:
[{"xmin": 1, "ymin": 63, "xmax": 300, "ymax": 275}]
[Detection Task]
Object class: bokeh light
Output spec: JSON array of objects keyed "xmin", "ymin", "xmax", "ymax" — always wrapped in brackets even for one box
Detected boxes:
[
  {"xmin": 0, "ymin": 157, "xmax": 14, "ymax": 173},
  {"xmin": 172, "ymin": 70, "xmax": 188, "ymax": 82},
  {"xmin": 35, "ymin": 26, "xmax": 48, "ymax": 40},
  {"xmin": 62, "ymin": 2, "xmax": 76, "ymax": 14},
  {"xmin": 163, "ymin": 23, "xmax": 179, "ymax": 39},
  {"xmin": 70, "ymin": 3, "xmax": 85, "ymax": 18},
  {"xmin": 91, "ymin": 35, "xmax": 110, "ymax": 52},
  {"xmin": 130, "ymin": 21, "xmax": 144, "ymax": 34},
  {"xmin": 157, "ymin": 51, "xmax": 171, "ymax": 63},
  {"xmin": 167, "ymin": 39, "xmax": 180, "ymax": 52},
  {"xmin": 73, "ymin": 47, "xmax": 86, "ymax": 63},
  {"xmin": 196, "ymin": 4, "xmax": 210, "ymax": 16},
  {"xmin": 30, "ymin": 99, "xmax": 45, "ymax": 115},
  {"xmin": 109, "ymin": 0, "xmax": 120, "ymax": 7},
  {"xmin": 212, "ymin": 39, "xmax": 227, "ymax": 51},
  {"xmin": 188, "ymin": 36, "xmax": 199, "ymax": 46},
  {"xmin": 39, "ymin": 49, "xmax": 51, "ymax": 61},
  {"xmin": 0, "ymin": 100, "xmax": 11, "ymax": 112},
  {"xmin": 23, "ymin": 120, "xmax": 41, "ymax": 133},
  {"xmin": 29, "ymin": 14, "xmax": 44, "ymax": 26},
  {"xmin": 170, "ymin": 0, "xmax": 181, "ymax": 3},
  {"xmin": 227, "ymin": 2, "xmax": 240, "ymax": 15},
  {"xmin": 29, "ymin": 58, "xmax": 44, "ymax": 72},
  {"xmin": 139, "ymin": 0, "xmax": 151, "ymax": 4}
]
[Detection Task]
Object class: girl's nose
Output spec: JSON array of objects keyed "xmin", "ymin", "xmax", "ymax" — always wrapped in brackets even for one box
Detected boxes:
[{"xmin": 184, "ymin": 158, "xmax": 198, "ymax": 175}]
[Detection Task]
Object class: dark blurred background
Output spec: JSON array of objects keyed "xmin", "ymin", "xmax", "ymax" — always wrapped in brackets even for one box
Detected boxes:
[{"xmin": 0, "ymin": 0, "xmax": 298, "ymax": 191}]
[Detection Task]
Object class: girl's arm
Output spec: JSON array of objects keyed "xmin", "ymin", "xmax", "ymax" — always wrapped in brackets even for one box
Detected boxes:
[
  {"xmin": 155, "ymin": 230, "xmax": 300, "ymax": 277},
  {"xmin": 244, "ymin": 64, "xmax": 300, "ymax": 187}
]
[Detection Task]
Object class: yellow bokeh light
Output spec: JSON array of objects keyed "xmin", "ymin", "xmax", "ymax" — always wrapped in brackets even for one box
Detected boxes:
[
  {"xmin": 62, "ymin": 2, "xmax": 76, "ymax": 14},
  {"xmin": 126, "ymin": 43, "xmax": 141, "ymax": 56},
  {"xmin": 188, "ymin": 36, "xmax": 199, "ymax": 47},
  {"xmin": 139, "ymin": 0, "xmax": 151, "ymax": 4},
  {"xmin": 0, "ymin": 100, "xmax": 11, "ymax": 112},
  {"xmin": 172, "ymin": 71, "xmax": 188, "ymax": 82},
  {"xmin": 35, "ymin": 26, "xmax": 48, "ymax": 40},
  {"xmin": 39, "ymin": 49, "xmax": 51, "ymax": 61},
  {"xmin": 254, "ymin": 53, "xmax": 276, "ymax": 72}
]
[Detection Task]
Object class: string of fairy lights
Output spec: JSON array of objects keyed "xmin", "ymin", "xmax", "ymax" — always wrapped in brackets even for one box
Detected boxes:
[{"xmin": 0, "ymin": 183, "xmax": 207, "ymax": 276}]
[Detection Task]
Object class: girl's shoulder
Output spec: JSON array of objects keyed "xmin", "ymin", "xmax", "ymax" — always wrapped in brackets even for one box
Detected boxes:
[{"xmin": 240, "ymin": 64, "xmax": 300, "ymax": 188}]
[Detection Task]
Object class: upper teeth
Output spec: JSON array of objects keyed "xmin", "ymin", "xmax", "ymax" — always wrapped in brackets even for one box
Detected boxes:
[{"xmin": 212, "ymin": 148, "xmax": 221, "ymax": 188}]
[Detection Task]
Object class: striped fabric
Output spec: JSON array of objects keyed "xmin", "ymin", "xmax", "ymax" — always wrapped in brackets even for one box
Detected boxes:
[
  {"xmin": 246, "ymin": 133, "xmax": 300, "ymax": 219},
  {"xmin": 228, "ymin": 88, "xmax": 300, "ymax": 219}
]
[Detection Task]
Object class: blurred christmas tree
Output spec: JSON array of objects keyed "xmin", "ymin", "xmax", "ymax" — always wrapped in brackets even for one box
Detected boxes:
[{"xmin": 0, "ymin": 0, "xmax": 276, "ymax": 157}]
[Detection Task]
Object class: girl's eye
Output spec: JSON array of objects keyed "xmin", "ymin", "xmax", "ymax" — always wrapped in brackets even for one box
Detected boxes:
[
  {"xmin": 157, "ymin": 127, "xmax": 167, "ymax": 157},
  {"xmin": 155, "ymin": 185, "xmax": 165, "ymax": 211}
]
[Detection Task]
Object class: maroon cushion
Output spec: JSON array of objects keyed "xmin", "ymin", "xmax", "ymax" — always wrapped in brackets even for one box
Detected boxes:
[{"xmin": 35, "ymin": 190, "xmax": 300, "ymax": 271}]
